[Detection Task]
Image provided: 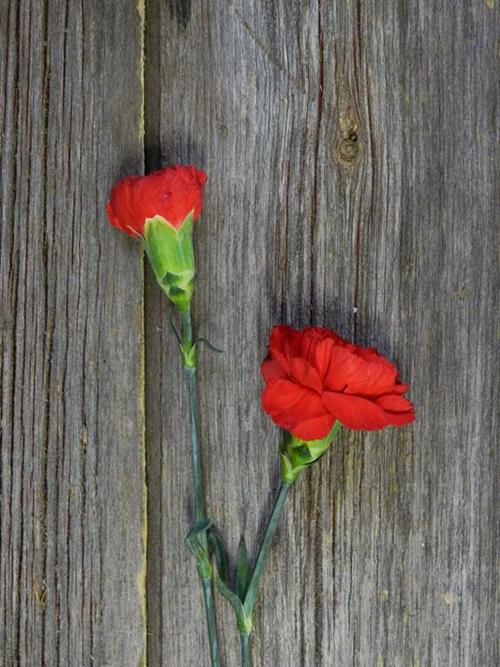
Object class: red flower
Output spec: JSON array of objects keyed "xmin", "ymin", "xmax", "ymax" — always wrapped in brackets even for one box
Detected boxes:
[
  {"xmin": 106, "ymin": 165, "xmax": 207, "ymax": 236},
  {"xmin": 261, "ymin": 325, "xmax": 415, "ymax": 440}
]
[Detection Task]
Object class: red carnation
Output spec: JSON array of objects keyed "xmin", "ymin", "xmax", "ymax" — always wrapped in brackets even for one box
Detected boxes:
[
  {"xmin": 261, "ymin": 325, "xmax": 415, "ymax": 440},
  {"xmin": 106, "ymin": 165, "xmax": 207, "ymax": 236}
]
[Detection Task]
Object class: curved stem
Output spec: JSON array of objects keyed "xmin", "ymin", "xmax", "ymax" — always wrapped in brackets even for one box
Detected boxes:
[
  {"xmin": 239, "ymin": 632, "xmax": 250, "ymax": 667},
  {"xmin": 180, "ymin": 307, "xmax": 221, "ymax": 667},
  {"xmin": 243, "ymin": 481, "xmax": 291, "ymax": 617}
]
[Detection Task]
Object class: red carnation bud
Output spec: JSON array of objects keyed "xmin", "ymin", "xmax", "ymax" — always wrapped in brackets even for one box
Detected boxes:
[
  {"xmin": 261, "ymin": 325, "xmax": 415, "ymax": 442},
  {"xmin": 105, "ymin": 165, "xmax": 207, "ymax": 310}
]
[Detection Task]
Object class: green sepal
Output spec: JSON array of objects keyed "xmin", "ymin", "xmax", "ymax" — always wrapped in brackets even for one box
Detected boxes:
[
  {"xmin": 144, "ymin": 213, "xmax": 195, "ymax": 311},
  {"xmin": 180, "ymin": 337, "xmax": 223, "ymax": 368},
  {"xmin": 215, "ymin": 575, "xmax": 253, "ymax": 634},
  {"xmin": 181, "ymin": 341, "xmax": 197, "ymax": 368},
  {"xmin": 280, "ymin": 421, "xmax": 342, "ymax": 483}
]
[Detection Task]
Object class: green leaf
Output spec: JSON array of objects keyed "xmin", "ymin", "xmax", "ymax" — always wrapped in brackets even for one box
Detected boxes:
[
  {"xmin": 215, "ymin": 575, "xmax": 253, "ymax": 634},
  {"xmin": 236, "ymin": 537, "xmax": 252, "ymax": 600},
  {"xmin": 195, "ymin": 337, "xmax": 225, "ymax": 354},
  {"xmin": 209, "ymin": 531, "xmax": 254, "ymax": 634}
]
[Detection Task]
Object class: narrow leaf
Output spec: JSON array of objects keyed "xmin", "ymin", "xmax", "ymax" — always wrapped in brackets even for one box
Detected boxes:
[
  {"xmin": 196, "ymin": 337, "xmax": 225, "ymax": 354},
  {"xmin": 236, "ymin": 537, "xmax": 252, "ymax": 600}
]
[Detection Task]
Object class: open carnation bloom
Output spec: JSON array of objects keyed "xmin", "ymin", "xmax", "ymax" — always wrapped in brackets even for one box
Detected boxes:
[
  {"xmin": 262, "ymin": 325, "xmax": 415, "ymax": 440},
  {"xmin": 106, "ymin": 165, "xmax": 207, "ymax": 236}
]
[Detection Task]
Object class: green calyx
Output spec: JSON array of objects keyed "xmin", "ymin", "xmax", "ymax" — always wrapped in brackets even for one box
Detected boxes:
[
  {"xmin": 280, "ymin": 421, "xmax": 342, "ymax": 483},
  {"xmin": 144, "ymin": 213, "xmax": 195, "ymax": 311}
]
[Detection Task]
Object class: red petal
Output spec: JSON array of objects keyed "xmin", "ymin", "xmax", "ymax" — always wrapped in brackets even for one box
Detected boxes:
[
  {"xmin": 288, "ymin": 357, "xmax": 322, "ymax": 393},
  {"xmin": 291, "ymin": 414, "xmax": 336, "ymax": 441},
  {"xmin": 105, "ymin": 166, "xmax": 206, "ymax": 235},
  {"xmin": 297, "ymin": 327, "xmax": 343, "ymax": 365},
  {"xmin": 384, "ymin": 409, "xmax": 415, "ymax": 426},
  {"xmin": 268, "ymin": 325, "xmax": 297, "ymax": 356},
  {"xmin": 262, "ymin": 378, "xmax": 305, "ymax": 414},
  {"xmin": 344, "ymin": 360, "xmax": 398, "ymax": 397},
  {"xmin": 262, "ymin": 379, "xmax": 327, "ymax": 431},
  {"xmin": 394, "ymin": 383, "xmax": 409, "ymax": 395},
  {"xmin": 261, "ymin": 359, "xmax": 286, "ymax": 384},
  {"xmin": 323, "ymin": 344, "xmax": 362, "ymax": 391},
  {"xmin": 313, "ymin": 338, "xmax": 336, "ymax": 379},
  {"xmin": 322, "ymin": 391, "xmax": 390, "ymax": 430},
  {"xmin": 375, "ymin": 394, "xmax": 413, "ymax": 412},
  {"xmin": 272, "ymin": 349, "xmax": 291, "ymax": 375}
]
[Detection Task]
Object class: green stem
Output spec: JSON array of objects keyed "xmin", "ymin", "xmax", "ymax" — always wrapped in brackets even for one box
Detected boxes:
[
  {"xmin": 239, "ymin": 632, "xmax": 250, "ymax": 667},
  {"xmin": 202, "ymin": 578, "xmax": 220, "ymax": 666},
  {"xmin": 236, "ymin": 482, "xmax": 291, "ymax": 664},
  {"xmin": 243, "ymin": 481, "xmax": 291, "ymax": 617},
  {"xmin": 180, "ymin": 307, "xmax": 221, "ymax": 667},
  {"xmin": 184, "ymin": 366, "xmax": 205, "ymax": 522}
]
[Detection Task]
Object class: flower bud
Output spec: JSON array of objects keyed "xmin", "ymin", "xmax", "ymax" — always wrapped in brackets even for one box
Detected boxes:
[
  {"xmin": 144, "ymin": 213, "xmax": 195, "ymax": 311},
  {"xmin": 280, "ymin": 421, "xmax": 341, "ymax": 483}
]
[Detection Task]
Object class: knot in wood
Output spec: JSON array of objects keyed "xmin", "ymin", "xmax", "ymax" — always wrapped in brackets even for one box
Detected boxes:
[{"xmin": 333, "ymin": 108, "xmax": 362, "ymax": 170}]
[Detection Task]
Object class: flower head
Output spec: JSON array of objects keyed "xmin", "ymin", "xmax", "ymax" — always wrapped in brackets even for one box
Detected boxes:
[
  {"xmin": 261, "ymin": 325, "xmax": 414, "ymax": 440},
  {"xmin": 105, "ymin": 165, "xmax": 207, "ymax": 310},
  {"xmin": 106, "ymin": 165, "xmax": 207, "ymax": 236}
]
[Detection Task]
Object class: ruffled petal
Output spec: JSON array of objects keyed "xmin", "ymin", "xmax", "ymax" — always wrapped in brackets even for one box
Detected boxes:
[
  {"xmin": 267, "ymin": 326, "xmax": 305, "ymax": 375},
  {"xmin": 297, "ymin": 327, "xmax": 342, "ymax": 365},
  {"xmin": 313, "ymin": 338, "xmax": 336, "ymax": 379},
  {"xmin": 375, "ymin": 395, "xmax": 415, "ymax": 425},
  {"xmin": 383, "ymin": 410, "xmax": 415, "ymax": 426},
  {"xmin": 262, "ymin": 379, "xmax": 327, "ymax": 432},
  {"xmin": 323, "ymin": 344, "xmax": 363, "ymax": 391},
  {"xmin": 375, "ymin": 394, "xmax": 413, "ymax": 412},
  {"xmin": 272, "ymin": 349, "xmax": 292, "ymax": 375},
  {"xmin": 262, "ymin": 378, "xmax": 305, "ymax": 415},
  {"xmin": 105, "ymin": 166, "xmax": 206, "ymax": 235},
  {"xmin": 322, "ymin": 391, "xmax": 390, "ymax": 430},
  {"xmin": 288, "ymin": 357, "xmax": 322, "ymax": 393},
  {"xmin": 261, "ymin": 359, "xmax": 286, "ymax": 384},
  {"xmin": 291, "ymin": 414, "xmax": 336, "ymax": 441},
  {"xmin": 344, "ymin": 360, "xmax": 398, "ymax": 397},
  {"xmin": 268, "ymin": 325, "xmax": 298, "ymax": 356}
]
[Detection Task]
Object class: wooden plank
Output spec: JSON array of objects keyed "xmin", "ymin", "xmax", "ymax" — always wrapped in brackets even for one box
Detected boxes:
[
  {"xmin": 0, "ymin": 2, "xmax": 146, "ymax": 665},
  {"xmin": 315, "ymin": 3, "xmax": 499, "ymax": 666},
  {"xmin": 145, "ymin": 1, "xmax": 499, "ymax": 665}
]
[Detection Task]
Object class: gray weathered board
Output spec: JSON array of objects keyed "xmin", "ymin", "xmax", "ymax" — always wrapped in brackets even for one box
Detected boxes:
[{"xmin": 1, "ymin": 1, "xmax": 498, "ymax": 666}]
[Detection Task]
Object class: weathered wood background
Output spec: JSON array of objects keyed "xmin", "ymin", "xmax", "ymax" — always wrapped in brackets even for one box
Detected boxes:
[{"xmin": 1, "ymin": 1, "xmax": 498, "ymax": 665}]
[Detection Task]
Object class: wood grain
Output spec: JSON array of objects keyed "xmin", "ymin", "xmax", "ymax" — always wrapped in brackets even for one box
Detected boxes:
[
  {"xmin": 0, "ymin": 2, "xmax": 146, "ymax": 665},
  {"xmin": 145, "ymin": 1, "xmax": 499, "ymax": 666},
  {"xmin": 1, "ymin": 0, "xmax": 498, "ymax": 665}
]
